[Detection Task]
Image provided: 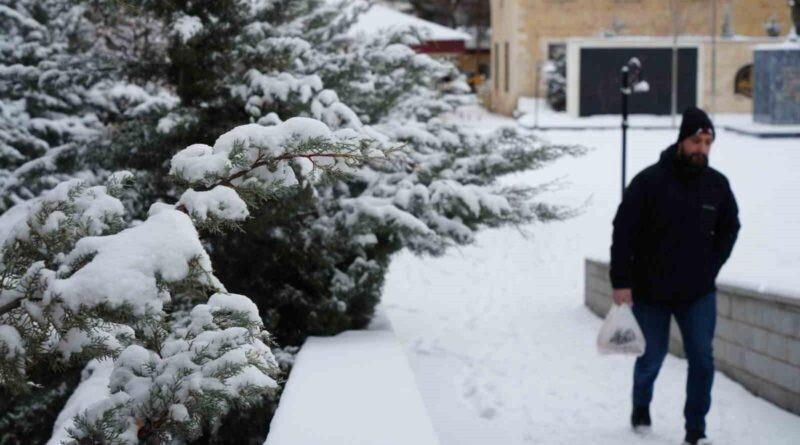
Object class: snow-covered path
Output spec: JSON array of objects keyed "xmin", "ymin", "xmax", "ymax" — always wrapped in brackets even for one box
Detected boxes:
[{"xmin": 382, "ymin": 118, "xmax": 800, "ymax": 445}]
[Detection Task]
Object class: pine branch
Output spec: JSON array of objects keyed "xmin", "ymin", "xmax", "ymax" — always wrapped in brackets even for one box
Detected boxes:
[{"xmin": 0, "ymin": 299, "xmax": 21, "ymax": 318}]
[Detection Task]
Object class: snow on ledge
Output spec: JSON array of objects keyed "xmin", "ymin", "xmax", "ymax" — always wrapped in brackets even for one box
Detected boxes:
[
  {"xmin": 754, "ymin": 41, "xmax": 800, "ymax": 51},
  {"xmin": 264, "ymin": 307, "xmax": 440, "ymax": 445}
]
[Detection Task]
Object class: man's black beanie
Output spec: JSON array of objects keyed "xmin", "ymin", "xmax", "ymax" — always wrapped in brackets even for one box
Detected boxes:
[{"xmin": 677, "ymin": 106, "xmax": 715, "ymax": 143}]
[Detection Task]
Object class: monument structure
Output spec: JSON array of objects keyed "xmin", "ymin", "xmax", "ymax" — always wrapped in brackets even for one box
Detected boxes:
[{"xmin": 753, "ymin": 1, "xmax": 800, "ymax": 124}]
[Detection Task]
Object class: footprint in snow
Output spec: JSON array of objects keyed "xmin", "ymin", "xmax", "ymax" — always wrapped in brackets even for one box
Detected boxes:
[{"xmin": 458, "ymin": 370, "xmax": 504, "ymax": 421}]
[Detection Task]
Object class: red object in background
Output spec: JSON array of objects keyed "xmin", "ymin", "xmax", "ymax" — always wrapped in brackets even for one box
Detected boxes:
[{"xmin": 413, "ymin": 40, "xmax": 466, "ymax": 54}]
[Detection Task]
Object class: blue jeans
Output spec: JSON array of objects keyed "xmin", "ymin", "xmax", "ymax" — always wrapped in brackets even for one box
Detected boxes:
[{"xmin": 631, "ymin": 292, "xmax": 717, "ymax": 432}]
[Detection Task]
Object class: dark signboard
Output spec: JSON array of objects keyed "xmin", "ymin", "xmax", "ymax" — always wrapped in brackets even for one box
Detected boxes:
[{"xmin": 579, "ymin": 47, "xmax": 697, "ymax": 116}]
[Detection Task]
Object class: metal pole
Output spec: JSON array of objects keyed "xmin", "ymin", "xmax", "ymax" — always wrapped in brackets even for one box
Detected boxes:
[
  {"xmin": 670, "ymin": 0, "xmax": 679, "ymax": 128},
  {"xmin": 711, "ymin": 0, "xmax": 718, "ymax": 118},
  {"xmin": 621, "ymin": 66, "xmax": 629, "ymax": 199},
  {"xmin": 534, "ymin": 61, "xmax": 541, "ymax": 129}
]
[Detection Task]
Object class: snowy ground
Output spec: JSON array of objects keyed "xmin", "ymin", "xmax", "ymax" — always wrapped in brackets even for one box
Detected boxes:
[{"xmin": 383, "ymin": 108, "xmax": 800, "ymax": 444}]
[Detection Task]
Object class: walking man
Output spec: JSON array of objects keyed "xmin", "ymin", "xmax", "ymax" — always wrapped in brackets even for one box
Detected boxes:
[{"xmin": 610, "ymin": 106, "xmax": 740, "ymax": 445}]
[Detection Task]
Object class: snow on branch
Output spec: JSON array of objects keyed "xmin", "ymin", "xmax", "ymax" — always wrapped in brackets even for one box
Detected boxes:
[
  {"xmin": 331, "ymin": 121, "xmax": 587, "ymax": 255},
  {"xmin": 47, "ymin": 203, "xmax": 223, "ymax": 317},
  {"xmin": 171, "ymin": 118, "xmax": 374, "ymax": 186},
  {"xmin": 66, "ymin": 294, "xmax": 279, "ymax": 444},
  {"xmin": 238, "ymin": 71, "xmax": 323, "ymax": 118},
  {"xmin": 170, "ymin": 118, "xmax": 386, "ymax": 231}
]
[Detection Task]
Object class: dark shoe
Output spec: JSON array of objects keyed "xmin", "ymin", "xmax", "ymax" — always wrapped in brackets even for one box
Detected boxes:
[
  {"xmin": 631, "ymin": 405, "xmax": 651, "ymax": 433},
  {"xmin": 683, "ymin": 429, "xmax": 712, "ymax": 445}
]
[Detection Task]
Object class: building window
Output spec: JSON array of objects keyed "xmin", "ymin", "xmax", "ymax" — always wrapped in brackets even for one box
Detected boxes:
[
  {"xmin": 734, "ymin": 64, "xmax": 753, "ymax": 98},
  {"xmin": 504, "ymin": 41, "xmax": 510, "ymax": 93},
  {"xmin": 494, "ymin": 43, "xmax": 500, "ymax": 91}
]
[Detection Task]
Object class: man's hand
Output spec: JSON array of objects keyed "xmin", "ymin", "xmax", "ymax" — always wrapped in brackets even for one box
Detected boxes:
[{"xmin": 613, "ymin": 288, "xmax": 633, "ymax": 305}]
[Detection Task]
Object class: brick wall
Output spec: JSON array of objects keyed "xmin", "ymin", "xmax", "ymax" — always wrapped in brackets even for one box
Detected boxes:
[{"xmin": 585, "ymin": 258, "xmax": 800, "ymax": 415}]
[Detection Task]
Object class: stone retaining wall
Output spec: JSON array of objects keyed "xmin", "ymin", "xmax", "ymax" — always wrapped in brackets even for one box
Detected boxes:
[{"xmin": 585, "ymin": 259, "xmax": 800, "ymax": 415}]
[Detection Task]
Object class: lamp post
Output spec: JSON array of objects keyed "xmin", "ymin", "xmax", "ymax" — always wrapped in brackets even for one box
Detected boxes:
[{"xmin": 620, "ymin": 57, "xmax": 648, "ymax": 199}]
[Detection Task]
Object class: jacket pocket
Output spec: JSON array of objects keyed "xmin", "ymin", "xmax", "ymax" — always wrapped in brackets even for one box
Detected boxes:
[{"xmin": 700, "ymin": 204, "xmax": 717, "ymax": 236}]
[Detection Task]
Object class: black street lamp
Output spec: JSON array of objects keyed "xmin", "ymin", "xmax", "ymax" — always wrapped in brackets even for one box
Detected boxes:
[{"xmin": 620, "ymin": 57, "xmax": 648, "ymax": 200}]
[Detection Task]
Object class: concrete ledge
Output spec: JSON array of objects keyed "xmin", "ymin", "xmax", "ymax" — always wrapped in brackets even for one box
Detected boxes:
[
  {"xmin": 721, "ymin": 125, "xmax": 800, "ymax": 138},
  {"xmin": 584, "ymin": 258, "xmax": 800, "ymax": 415},
  {"xmin": 264, "ymin": 308, "xmax": 441, "ymax": 445}
]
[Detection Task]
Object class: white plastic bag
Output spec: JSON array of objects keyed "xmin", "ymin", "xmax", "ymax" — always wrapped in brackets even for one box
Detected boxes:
[{"xmin": 597, "ymin": 304, "xmax": 646, "ymax": 356}]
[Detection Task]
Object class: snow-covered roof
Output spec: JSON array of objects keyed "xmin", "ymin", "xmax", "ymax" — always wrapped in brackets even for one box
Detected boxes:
[{"xmin": 348, "ymin": 5, "xmax": 471, "ymax": 42}]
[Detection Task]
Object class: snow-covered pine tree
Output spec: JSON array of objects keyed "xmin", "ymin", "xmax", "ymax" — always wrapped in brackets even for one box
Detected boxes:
[
  {"xmin": 0, "ymin": 0, "xmax": 103, "ymax": 210},
  {"xmin": 0, "ymin": 118, "xmax": 375, "ymax": 443},
  {"xmin": 12, "ymin": 0, "xmax": 583, "ymax": 347},
  {"xmin": 0, "ymin": 3, "xmax": 180, "ymax": 440},
  {"xmin": 2, "ymin": 1, "xmax": 585, "ymax": 441},
  {"xmin": 0, "ymin": 0, "xmax": 175, "ymax": 213},
  {"xmin": 207, "ymin": 0, "xmax": 585, "ymax": 344}
]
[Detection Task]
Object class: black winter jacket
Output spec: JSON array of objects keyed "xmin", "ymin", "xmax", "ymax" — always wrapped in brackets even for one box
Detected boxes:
[{"xmin": 610, "ymin": 144, "xmax": 740, "ymax": 306}]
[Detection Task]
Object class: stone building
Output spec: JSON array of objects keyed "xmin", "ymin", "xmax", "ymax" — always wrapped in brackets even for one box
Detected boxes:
[{"xmin": 489, "ymin": 0, "xmax": 794, "ymax": 115}]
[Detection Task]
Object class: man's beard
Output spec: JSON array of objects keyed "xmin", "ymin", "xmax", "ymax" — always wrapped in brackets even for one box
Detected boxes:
[{"xmin": 678, "ymin": 148, "xmax": 708, "ymax": 171}]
